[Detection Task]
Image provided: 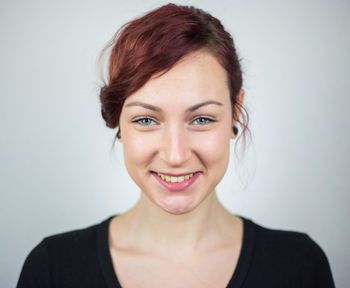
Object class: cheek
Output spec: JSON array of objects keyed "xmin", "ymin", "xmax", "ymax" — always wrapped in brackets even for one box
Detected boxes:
[
  {"xmin": 122, "ymin": 130, "xmax": 155, "ymax": 166},
  {"xmin": 194, "ymin": 126, "xmax": 231, "ymax": 165}
]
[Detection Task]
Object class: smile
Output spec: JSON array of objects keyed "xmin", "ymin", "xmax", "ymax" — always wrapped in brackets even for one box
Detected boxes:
[
  {"xmin": 151, "ymin": 171, "xmax": 201, "ymax": 192},
  {"xmin": 157, "ymin": 172, "xmax": 194, "ymax": 183}
]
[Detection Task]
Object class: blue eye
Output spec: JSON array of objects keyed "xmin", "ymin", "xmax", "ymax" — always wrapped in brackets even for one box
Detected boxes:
[
  {"xmin": 132, "ymin": 116, "xmax": 215, "ymax": 127},
  {"xmin": 192, "ymin": 117, "xmax": 215, "ymax": 125},
  {"xmin": 133, "ymin": 117, "xmax": 156, "ymax": 126}
]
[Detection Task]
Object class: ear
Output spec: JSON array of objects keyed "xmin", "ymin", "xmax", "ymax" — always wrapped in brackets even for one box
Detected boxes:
[
  {"xmin": 116, "ymin": 127, "xmax": 122, "ymax": 143},
  {"xmin": 231, "ymin": 89, "xmax": 245, "ymax": 139}
]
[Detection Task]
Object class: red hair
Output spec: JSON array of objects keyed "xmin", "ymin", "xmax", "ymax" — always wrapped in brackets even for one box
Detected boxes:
[{"xmin": 99, "ymin": 3, "xmax": 249, "ymax": 145}]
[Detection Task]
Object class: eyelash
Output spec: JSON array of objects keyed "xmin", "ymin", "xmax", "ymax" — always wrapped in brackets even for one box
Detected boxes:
[{"xmin": 132, "ymin": 116, "xmax": 216, "ymax": 126}]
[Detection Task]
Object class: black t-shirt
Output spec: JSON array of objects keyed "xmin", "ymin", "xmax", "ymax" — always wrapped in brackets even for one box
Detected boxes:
[{"xmin": 16, "ymin": 215, "xmax": 335, "ymax": 287}]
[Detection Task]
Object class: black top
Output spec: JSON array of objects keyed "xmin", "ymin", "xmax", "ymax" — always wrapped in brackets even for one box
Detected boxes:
[{"xmin": 16, "ymin": 215, "xmax": 335, "ymax": 288}]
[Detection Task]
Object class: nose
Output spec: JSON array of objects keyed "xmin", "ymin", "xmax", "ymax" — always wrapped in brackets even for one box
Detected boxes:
[{"xmin": 159, "ymin": 124, "xmax": 191, "ymax": 167}]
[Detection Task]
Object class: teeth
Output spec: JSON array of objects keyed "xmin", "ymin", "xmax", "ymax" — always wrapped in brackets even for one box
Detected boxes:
[{"xmin": 157, "ymin": 172, "xmax": 194, "ymax": 183}]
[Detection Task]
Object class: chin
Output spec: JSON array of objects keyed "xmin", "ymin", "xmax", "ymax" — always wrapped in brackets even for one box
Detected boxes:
[
  {"xmin": 157, "ymin": 196, "xmax": 198, "ymax": 215},
  {"xmin": 163, "ymin": 206, "xmax": 194, "ymax": 215}
]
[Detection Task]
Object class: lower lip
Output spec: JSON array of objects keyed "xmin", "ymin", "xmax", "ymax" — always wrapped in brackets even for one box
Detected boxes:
[{"xmin": 152, "ymin": 172, "xmax": 201, "ymax": 192}]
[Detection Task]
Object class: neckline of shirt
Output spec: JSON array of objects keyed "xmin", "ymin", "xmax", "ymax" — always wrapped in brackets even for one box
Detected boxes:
[{"xmin": 96, "ymin": 214, "xmax": 256, "ymax": 288}]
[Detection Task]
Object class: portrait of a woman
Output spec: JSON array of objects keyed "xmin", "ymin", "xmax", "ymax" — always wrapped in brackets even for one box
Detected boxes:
[{"xmin": 15, "ymin": 3, "xmax": 337, "ymax": 288}]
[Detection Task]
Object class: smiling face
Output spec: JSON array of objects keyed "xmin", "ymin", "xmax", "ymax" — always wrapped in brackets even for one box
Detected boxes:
[{"xmin": 119, "ymin": 50, "xmax": 238, "ymax": 215}]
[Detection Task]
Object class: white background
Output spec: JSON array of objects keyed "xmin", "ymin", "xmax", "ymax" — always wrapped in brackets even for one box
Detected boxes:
[{"xmin": 1, "ymin": 0, "xmax": 349, "ymax": 287}]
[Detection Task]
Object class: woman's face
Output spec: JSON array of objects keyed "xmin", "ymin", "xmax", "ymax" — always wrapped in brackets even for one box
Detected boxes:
[{"xmin": 119, "ymin": 50, "xmax": 237, "ymax": 215}]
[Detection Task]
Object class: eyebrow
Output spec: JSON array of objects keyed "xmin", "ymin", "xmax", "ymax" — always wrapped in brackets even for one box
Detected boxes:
[{"xmin": 124, "ymin": 100, "xmax": 223, "ymax": 113}]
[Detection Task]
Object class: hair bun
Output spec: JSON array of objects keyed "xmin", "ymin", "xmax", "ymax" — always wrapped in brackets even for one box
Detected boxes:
[{"xmin": 99, "ymin": 85, "xmax": 120, "ymax": 129}]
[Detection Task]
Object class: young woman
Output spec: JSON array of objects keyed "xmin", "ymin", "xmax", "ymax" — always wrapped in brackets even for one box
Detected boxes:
[{"xmin": 17, "ymin": 3, "xmax": 335, "ymax": 288}]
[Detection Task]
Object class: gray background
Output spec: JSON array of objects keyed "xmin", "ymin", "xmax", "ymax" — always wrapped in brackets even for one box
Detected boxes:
[{"xmin": 1, "ymin": 0, "xmax": 349, "ymax": 287}]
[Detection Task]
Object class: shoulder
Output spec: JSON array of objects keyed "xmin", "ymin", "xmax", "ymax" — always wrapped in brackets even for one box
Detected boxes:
[
  {"xmin": 17, "ymin": 217, "xmax": 111, "ymax": 288},
  {"xmin": 243, "ymin": 218, "xmax": 315, "ymax": 267},
  {"xmin": 250, "ymin": 219, "xmax": 328, "ymax": 264},
  {"xmin": 24, "ymin": 220, "xmax": 103, "ymax": 267},
  {"xmin": 42, "ymin": 220, "xmax": 101, "ymax": 255},
  {"xmin": 21, "ymin": 220, "xmax": 101, "ymax": 264},
  {"xmin": 242, "ymin": 218, "xmax": 335, "ymax": 287},
  {"xmin": 252, "ymin": 220, "xmax": 316, "ymax": 255}
]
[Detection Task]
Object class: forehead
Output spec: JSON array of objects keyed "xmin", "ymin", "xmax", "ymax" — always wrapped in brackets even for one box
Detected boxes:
[{"xmin": 125, "ymin": 50, "xmax": 230, "ymax": 105}]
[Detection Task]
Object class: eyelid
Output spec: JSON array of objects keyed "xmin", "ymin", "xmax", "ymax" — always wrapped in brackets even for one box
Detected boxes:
[
  {"xmin": 132, "ymin": 116, "xmax": 158, "ymax": 126},
  {"xmin": 191, "ymin": 115, "xmax": 216, "ymax": 124}
]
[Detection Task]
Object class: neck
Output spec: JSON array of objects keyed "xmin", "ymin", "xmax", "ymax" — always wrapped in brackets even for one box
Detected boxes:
[{"xmin": 117, "ymin": 191, "xmax": 234, "ymax": 257}]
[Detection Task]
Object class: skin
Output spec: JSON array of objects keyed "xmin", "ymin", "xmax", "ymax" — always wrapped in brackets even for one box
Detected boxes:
[{"xmin": 109, "ymin": 50, "xmax": 245, "ymax": 287}]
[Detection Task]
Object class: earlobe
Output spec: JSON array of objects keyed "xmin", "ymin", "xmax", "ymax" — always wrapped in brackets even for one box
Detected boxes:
[
  {"xmin": 116, "ymin": 128, "xmax": 122, "ymax": 142},
  {"xmin": 231, "ymin": 125, "xmax": 239, "ymax": 139},
  {"xmin": 231, "ymin": 89, "xmax": 244, "ymax": 139},
  {"xmin": 233, "ymin": 126, "xmax": 239, "ymax": 136}
]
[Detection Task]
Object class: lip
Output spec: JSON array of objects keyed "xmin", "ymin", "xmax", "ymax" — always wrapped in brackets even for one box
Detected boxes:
[
  {"xmin": 152, "ymin": 171, "xmax": 199, "ymax": 177},
  {"xmin": 151, "ymin": 171, "xmax": 201, "ymax": 192}
]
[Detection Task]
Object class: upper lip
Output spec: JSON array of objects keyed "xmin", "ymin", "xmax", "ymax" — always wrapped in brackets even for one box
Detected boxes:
[{"xmin": 152, "ymin": 171, "xmax": 200, "ymax": 177}]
